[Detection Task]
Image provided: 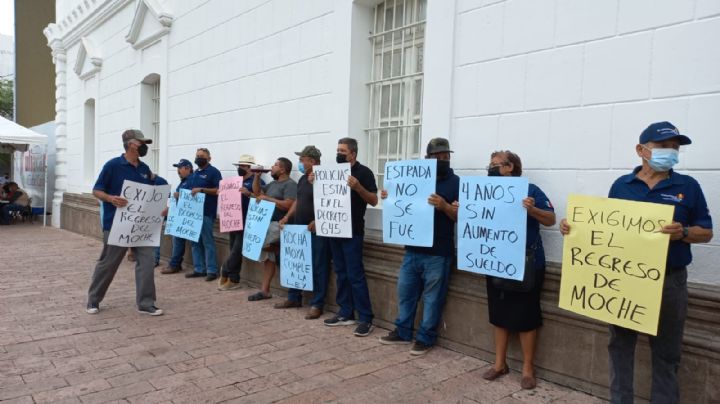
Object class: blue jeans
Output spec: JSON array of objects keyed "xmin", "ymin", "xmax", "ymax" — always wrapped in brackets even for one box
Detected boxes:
[
  {"xmin": 288, "ymin": 234, "xmax": 331, "ymax": 307},
  {"xmin": 395, "ymin": 251, "xmax": 452, "ymax": 346},
  {"xmin": 168, "ymin": 236, "xmax": 186, "ymax": 268},
  {"xmin": 190, "ymin": 216, "xmax": 218, "ymax": 275},
  {"xmin": 329, "ymin": 234, "xmax": 373, "ymax": 323},
  {"xmin": 609, "ymin": 268, "xmax": 688, "ymax": 404}
]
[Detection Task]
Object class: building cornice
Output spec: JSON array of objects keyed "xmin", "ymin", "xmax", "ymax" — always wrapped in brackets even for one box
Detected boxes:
[{"xmin": 44, "ymin": 0, "xmax": 134, "ymax": 50}]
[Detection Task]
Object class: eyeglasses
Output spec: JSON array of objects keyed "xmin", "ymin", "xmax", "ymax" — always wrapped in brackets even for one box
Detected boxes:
[{"xmin": 486, "ymin": 162, "xmax": 509, "ymax": 170}]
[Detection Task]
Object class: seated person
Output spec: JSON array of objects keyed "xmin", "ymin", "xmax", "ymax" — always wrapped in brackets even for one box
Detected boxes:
[{"xmin": 1, "ymin": 182, "xmax": 30, "ymax": 225}]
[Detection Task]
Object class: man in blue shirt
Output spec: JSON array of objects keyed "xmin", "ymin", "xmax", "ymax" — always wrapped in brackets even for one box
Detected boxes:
[
  {"xmin": 378, "ymin": 138, "xmax": 460, "ymax": 355},
  {"xmin": 160, "ymin": 158, "xmax": 193, "ymax": 274},
  {"xmin": 217, "ymin": 154, "xmax": 265, "ymax": 290},
  {"xmin": 87, "ymin": 129, "xmax": 168, "ymax": 316},
  {"xmin": 561, "ymin": 122, "xmax": 713, "ymax": 403},
  {"xmin": 184, "ymin": 147, "xmax": 223, "ymax": 281}
]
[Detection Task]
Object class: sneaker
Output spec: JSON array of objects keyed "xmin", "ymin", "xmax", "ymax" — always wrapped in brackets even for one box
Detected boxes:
[
  {"xmin": 86, "ymin": 303, "xmax": 99, "ymax": 314},
  {"xmin": 185, "ymin": 271, "xmax": 206, "ymax": 278},
  {"xmin": 205, "ymin": 274, "xmax": 218, "ymax": 282},
  {"xmin": 353, "ymin": 322, "xmax": 375, "ymax": 337},
  {"xmin": 323, "ymin": 315, "xmax": 356, "ymax": 327},
  {"xmin": 410, "ymin": 341, "xmax": 432, "ymax": 355},
  {"xmin": 138, "ymin": 306, "xmax": 164, "ymax": 316},
  {"xmin": 379, "ymin": 329, "xmax": 411, "ymax": 345},
  {"xmin": 218, "ymin": 280, "xmax": 242, "ymax": 291}
]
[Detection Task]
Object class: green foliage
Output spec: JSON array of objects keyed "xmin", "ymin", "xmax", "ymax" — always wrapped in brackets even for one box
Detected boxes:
[{"xmin": 0, "ymin": 78, "xmax": 13, "ymax": 120}]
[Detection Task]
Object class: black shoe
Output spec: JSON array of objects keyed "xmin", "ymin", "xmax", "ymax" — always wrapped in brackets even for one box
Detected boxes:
[
  {"xmin": 353, "ymin": 322, "xmax": 374, "ymax": 337},
  {"xmin": 379, "ymin": 329, "xmax": 411, "ymax": 345},
  {"xmin": 323, "ymin": 315, "xmax": 356, "ymax": 327},
  {"xmin": 205, "ymin": 274, "xmax": 218, "ymax": 281},
  {"xmin": 185, "ymin": 271, "xmax": 206, "ymax": 278},
  {"xmin": 410, "ymin": 341, "xmax": 432, "ymax": 355}
]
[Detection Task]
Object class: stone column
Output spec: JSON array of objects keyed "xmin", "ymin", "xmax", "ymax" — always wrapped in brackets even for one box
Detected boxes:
[{"xmin": 45, "ymin": 30, "xmax": 68, "ymax": 228}]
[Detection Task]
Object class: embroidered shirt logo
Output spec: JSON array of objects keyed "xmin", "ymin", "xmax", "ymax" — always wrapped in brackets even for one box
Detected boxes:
[{"xmin": 660, "ymin": 193, "xmax": 683, "ymax": 203}]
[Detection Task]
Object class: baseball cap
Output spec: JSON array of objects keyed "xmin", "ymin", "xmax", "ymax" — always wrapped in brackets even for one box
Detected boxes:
[
  {"xmin": 172, "ymin": 159, "xmax": 192, "ymax": 168},
  {"xmin": 294, "ymin": 145, "xmax": 322, "ymax": 160},
  {"xmin": 121, "ymin": 129, "xmax": 152, "ymax": 144},
  {"xmin": 232, "ymin": 154, "xmax": 256, "ymax": 166},
  {"xmin": 426, "ymin": 138, "xmax": 453, "ymax": 155},
  {"xmin": 639, "ymin": 121, "xmax": 691, "ymax": 145}
]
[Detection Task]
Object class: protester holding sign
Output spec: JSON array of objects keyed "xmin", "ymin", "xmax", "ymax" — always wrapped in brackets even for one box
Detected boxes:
[
  {"xmin": 321, "ymin": 138, "xmax": 378, "ymax": 337},
  {"xmin": 378, "ymin": 138, "xmax": 459, "ymax": 355},
  {"xmin": 560, "ymin": 122, "xmax": 713, "ymax": 403},
  {"xmin": 160, "ymin": 159, "xmax": 193, "ymax": 274},
  {"xmin": 86, "ymin": 129, "xmax": 168, "ymax": 316},
  {"xmin": 217, "ymin": 154, "xmax": 264, "ymax": 291},
  {"xmin": 481, "ymin": 151, "xmax": 555, "ymax": 390},
  {"xmin": 276, "ymin": 146, "xmax": 331, "ymax": 319},
  {"xmin": 248, "ymin": 157, "xmax": 297, "ymax": 301},
  {"xmin": 184, "ymin": 148, "xmax": 222, "ymax": 282}
]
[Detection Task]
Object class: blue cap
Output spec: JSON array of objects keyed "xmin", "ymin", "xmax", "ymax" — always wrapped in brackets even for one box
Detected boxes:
[
  {"xmin": 172, "ymin": 158, "xmax": 192, "ymax": 168},
  {"xmin": 639, "ymin": 121, "xmax": 691, "ymax": 145}
]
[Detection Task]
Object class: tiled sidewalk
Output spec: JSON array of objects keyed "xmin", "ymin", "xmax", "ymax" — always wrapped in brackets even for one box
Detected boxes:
[{"xmin": 0, "ymin": 225, "xmax": 604, "ymax": 403}]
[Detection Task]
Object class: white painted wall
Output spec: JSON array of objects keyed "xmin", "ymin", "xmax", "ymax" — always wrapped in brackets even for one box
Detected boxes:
[
  {"xmin": 450, "ymin": 0, "xmax": 720, "ymax": 284},
  {"xmin": 54, "ymin": 0, "xmax": 720, "ymax": 284}
]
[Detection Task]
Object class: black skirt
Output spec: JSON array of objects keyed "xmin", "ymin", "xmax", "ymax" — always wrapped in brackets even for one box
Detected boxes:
[{"xmin": 486, "ymin": 266, "xmax": 545, "ymax": 332}]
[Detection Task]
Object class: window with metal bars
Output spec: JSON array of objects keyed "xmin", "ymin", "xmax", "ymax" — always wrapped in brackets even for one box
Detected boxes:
[{"xmin": 366, "ymin": 0, "xmax": 426, "ymax": 189}]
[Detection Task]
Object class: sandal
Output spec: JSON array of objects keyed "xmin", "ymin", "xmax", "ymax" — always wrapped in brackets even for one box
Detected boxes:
[{"xmin": 248, "ymin": 291, "xmax": 272, "ymax": 301}]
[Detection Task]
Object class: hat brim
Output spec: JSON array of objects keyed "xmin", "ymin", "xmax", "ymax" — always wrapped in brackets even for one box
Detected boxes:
[
  {"xmin": 655, "ymin": 133, "xmax": 692, "ymax": 145},
  {"xmin": 232, "ymin": 161, "xmax": 255, "ymax": 166},
  {"xmin": 428, "ymin": 149, "xmax": 454, "ymax": 154}
]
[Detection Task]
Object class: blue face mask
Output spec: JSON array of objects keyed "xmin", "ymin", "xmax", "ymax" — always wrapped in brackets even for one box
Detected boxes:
[
  {"xmin": 645, "ymin": 147, "xmax": 679, "ymax": 172},
  {"xmin": 298, "ymin": 162, "xmax": 306, "ymax": 174}
]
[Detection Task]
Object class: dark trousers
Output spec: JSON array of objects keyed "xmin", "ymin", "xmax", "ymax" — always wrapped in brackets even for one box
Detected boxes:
[
  {"xmin": 221, "ymin": 230, "xmax": 244, "ymax": 282},
  {"xmin": 330, "ymin": 234, "xmax": 374, "ymax": 323},
  {"xmin": 609, "ymin": 268, "xmax": 688, "ymax": 404}
]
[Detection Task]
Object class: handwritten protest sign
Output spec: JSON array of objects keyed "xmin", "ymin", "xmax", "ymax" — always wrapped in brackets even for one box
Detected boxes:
[
  {"xmin": 108, "ymin": 180, "xmax": 171, "ymax": 247},
  {"xmin": 242, "ymin": 198, "xmax": 276, "ymax": 261},
  {"xmin": 280, "ymin": 225, "xmax": 313, "ymax": 291},
  {"xmin": 165, "ymin": 189, "xmax": 205, "ymax": 242},
  {"xmin": 457, "ymin": 176, "xmax": 529, "ymax": 280},
  {"xmin": 382, "ymin": 159, "xmax": 437, "ymax": 247},
  {"xmin": 219, "ymin": 176, "xmax": 244, "ymax": 232},
  {"xmin": 559, "ymin": 195, "xmax": 673, "ymax": 335},
  {"xmin": 313, "ymin": 163, "xmax": 352, "ymax": 238}
]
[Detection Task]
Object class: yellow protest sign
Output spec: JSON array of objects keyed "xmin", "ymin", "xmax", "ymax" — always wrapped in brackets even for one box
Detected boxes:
[{"xmin": 559, "ymin": 194, "xmax": 674, "ymax": 335}]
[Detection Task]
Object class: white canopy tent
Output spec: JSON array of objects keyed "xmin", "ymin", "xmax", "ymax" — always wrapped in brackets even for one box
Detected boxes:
[{"xmin": 0, "ymin": 116, "xmax": 50, "ymax": 226}]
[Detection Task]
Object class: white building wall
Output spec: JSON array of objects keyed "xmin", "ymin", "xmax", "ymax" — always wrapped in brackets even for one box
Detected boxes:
[
  {"xmin": 449, "ymin": 0, "xmax": 720, "ymax": 284},
  {"xmin": 50, "ymin": 0, "xmax": 720, "ymax": 284}
]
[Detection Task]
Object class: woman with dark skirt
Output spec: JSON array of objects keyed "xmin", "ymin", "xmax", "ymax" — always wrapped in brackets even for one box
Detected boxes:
[{"xmin": 481, "ymin": 150, "xmax": 556, "ymax": 390}]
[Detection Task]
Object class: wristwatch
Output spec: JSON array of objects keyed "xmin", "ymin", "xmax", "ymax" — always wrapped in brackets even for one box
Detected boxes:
[{"xmin": 682, "ymin": 226, "xmax": 689, "ymax": 239}]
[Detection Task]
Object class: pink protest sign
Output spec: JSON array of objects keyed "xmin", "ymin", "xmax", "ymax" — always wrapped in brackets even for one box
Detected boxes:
[{"xmin": 219, "ymin": 176, "xmax": 244, "ymax": 232}]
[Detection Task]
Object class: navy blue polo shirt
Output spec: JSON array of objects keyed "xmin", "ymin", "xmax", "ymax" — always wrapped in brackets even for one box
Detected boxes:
[
  {"xmin": 406, "ymin": 168, "xmax": 460, "ymax": 257},
  {"xmin": 609, "ymin": 167, "xmax": 713, "ymax": 269},
  {"xmin": 526, "ymin": 183, "xmax": 554, "ymax": 269},
  {"xmin": 93, "ymin": 154, "xmax": 169, "ymax": 231},
  {"xmin": 186, "ymin": 164, "xmax": 222, "ymax": 218}
]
